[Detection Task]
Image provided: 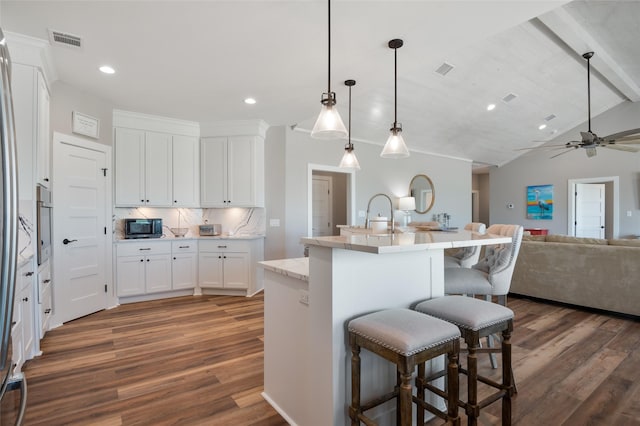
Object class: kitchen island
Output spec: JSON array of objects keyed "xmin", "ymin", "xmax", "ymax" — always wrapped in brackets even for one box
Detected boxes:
[{"xmin": 260, "ymin": 230, "xmax": 511, "ymax": 426}]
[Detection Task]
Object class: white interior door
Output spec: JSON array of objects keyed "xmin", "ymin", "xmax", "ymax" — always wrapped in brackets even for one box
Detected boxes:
[
  {"xmin": 312, "ymin": 176, "xmax": 332, "ymax": 236},
  {"xmin": 575, "ymin": 183, "xmax": 605, "ymax": 238},
  {"xmin": 53, "ymin": 137, "xmax": 108, "ymax": 323}
]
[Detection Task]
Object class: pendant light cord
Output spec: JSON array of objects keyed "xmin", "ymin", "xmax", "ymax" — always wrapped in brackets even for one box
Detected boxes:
[
  {"xmin": 348, "ymin": 84, "xmax": 352, "ymax": 148},
  {"xmin": 327, "ymin": 0, "xmax": 331, "ymax": 94},
  {"xmin": 394, "ymin": 46, "xmax": 398, "ymax": 126},
  {"xmin": 586, "ymin": 54, "xmax": 591, "ymax": 133}
]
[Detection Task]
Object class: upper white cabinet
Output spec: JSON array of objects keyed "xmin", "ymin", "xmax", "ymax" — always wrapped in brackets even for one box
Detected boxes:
[
  {"xmin": 113, "ymin": 110, "xmax": 200, "ymax": 207},
  {"xmin": 200, "ymin": 135, "xmax": 264, "ymax": 208},
  {"xmin": 12, "ymin": 63, "xmax": 51, "ymax": 192}
]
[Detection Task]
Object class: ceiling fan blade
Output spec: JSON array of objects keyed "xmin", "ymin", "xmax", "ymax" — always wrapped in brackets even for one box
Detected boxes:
[
  {"xmin": 603, "ymin": 144, "xmax": 640, "ymax": 153},
  {"xmin": 550, "ymin": 149, "xmax": 574, "ymax": 159},
  {"xmin": 513, "ymin": 144, "xmax": 569, "ymax": 151},
  {"xmin": 609, "ymin": 136, "xmax": 640, "ymax": 144},
  {"xmin": 602, "ymin": 128, "xmax": 640, "ymax": 140}
]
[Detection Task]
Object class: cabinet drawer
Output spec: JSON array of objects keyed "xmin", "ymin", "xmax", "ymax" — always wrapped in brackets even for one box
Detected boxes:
[
  {"xmin": 172, "ymin": 240, "xmax": 197, "ymax": 253},
  {"xmin": 199, "ymin": 239, "xmax": 250, "ymax": 253},
  {"xmin": 117, "ymin": 241, "xmax": 171, "ymax": 257}
]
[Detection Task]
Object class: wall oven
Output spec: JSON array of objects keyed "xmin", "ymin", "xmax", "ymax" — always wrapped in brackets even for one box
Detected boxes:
[{"xmin": 36, "ymin": 185, "xmax": 52, "ymax": 266}]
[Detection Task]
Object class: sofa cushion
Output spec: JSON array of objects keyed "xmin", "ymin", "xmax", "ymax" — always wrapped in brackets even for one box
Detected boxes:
[
  {"xmin": 608, "ymin": 238, "xmax": 640, "ymax": 247},
  {"xmin": 545, "ymin": 235, "xmax": 608, "ymax": 245},
  {"xmin": 522, "ymin": 234, "xmax": 546, "ymax": 242}
]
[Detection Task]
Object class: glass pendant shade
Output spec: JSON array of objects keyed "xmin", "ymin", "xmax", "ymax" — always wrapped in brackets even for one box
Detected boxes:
[
  {"xmin": 339, "ymin": 147, "xmax": 360, "ymax": 170},
  {"xmin": 381, "ymin": 128, "xmax": 409, "ymax": 158},
  {"xmin": 311, "ymin": 101, "xmax": 348, "ymax": 139}
]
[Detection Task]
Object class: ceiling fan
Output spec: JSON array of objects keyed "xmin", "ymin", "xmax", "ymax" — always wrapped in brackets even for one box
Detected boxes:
[{"xmin": 528, "ymin": 52, "xmax": 640, "ymax": 159}]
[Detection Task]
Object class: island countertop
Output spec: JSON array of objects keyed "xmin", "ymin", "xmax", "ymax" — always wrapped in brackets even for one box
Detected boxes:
[
  {"xmin": 301, "ymin": 229, "xmax": 512, "ymax": 254},
  {"xmin": 259, "ymin": 257, "xmax": 309, "ymax": 282}
]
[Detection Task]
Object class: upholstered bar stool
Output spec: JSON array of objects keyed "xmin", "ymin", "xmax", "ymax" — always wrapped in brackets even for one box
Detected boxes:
[
  {"xmin": 414, "ymin": 296, "xmax": 515, "ymax": 426},
  {"xmin": 348, "ymin": 308, "xmax": 461, "ymax": 426},
  {"xmin": 443, "ymin": 222, "xmax": 486, "ymax": 269}
]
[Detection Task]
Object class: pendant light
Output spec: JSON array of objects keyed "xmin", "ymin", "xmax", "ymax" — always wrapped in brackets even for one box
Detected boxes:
[
  {"xmin": 311, "ymin": 0, "xmax": 348, "ymax": 140},
  {"xmin": 339, "ymin": 79, "xmax": 361, "ymax": 170},
  {"xmin": 380, "ymin": 39, "xmax": 410, "ymax": 158}
]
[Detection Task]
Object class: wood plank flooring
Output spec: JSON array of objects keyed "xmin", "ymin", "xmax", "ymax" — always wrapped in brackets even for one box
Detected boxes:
[{"xmin": 2, "ymin": 293, "xmax": 639, "ymax": 425}]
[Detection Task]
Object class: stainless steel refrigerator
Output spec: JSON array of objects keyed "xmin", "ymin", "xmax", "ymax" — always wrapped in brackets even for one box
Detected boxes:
[{"xmin": 0, "ymin": 28, "xmax": 27, "ymax": 424}]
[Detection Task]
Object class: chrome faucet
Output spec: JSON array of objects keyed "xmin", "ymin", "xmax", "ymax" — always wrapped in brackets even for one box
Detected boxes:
[{"xmin": 365, "ymin": 193, "xmax": 395, "ymax": 234}]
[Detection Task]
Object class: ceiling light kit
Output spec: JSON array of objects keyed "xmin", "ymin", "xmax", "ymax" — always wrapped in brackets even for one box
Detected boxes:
[
  {"xmin": 380, "ymin": 38, "xmax": 410, "ymax": 158},
  {"xmin": 244, "ymin": 98, "xmax": 257, "ymax": 105},
  {"xmin": 487, "ymin": 103, "xmax": 496, "ymax": 111},
  {"xmin": 311, "ymin": 0, "xmax": 347, "ymax": 140},
  {"xmin": 339, "ymin": 79, "xmax": 360, "ymax": 170},
  {"xmin": 99, "ymin": 65, "xmax": 115, "ymax": 74}
]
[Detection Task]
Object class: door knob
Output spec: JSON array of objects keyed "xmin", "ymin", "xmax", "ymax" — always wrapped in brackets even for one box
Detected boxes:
[{"xmin": 63, "ymin": 238, "xmax": 78, "ymax": 245}]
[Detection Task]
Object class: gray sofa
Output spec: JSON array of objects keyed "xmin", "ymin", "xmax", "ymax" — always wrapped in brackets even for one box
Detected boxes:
[{"xmin": 510, "ymin": 234, "xmax": 640, "ymax": 317}]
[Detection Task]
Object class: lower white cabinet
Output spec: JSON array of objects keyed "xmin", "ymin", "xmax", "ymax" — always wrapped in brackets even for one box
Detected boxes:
[
  {"xmin": 171, "ymin": 241, "xmax": 197, "ymax": 290},
  {"xmin": 116, "ymin": 241, "xmax": 172, "ymax": 297},
  {"xmin": 13, "ymin": 260, "xmax": 36, "ymax": 373},
  {"xmin": 37, "ymin": 260, "xmax": 53, "ymax": 337},
  {"xmin": 198, "ymin": 239, "xmax": 263, "ymax": 295}
]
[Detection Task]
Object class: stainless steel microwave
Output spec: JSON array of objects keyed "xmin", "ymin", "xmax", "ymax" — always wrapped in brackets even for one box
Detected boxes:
[{"xmin": 124, "ymin": 218, "xmax": 163, "ymax": 239}]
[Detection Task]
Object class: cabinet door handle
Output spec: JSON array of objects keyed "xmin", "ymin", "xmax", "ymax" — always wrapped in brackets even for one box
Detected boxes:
[
  {"xmin": 147, "ymin": 259, "xmax": 150, "ymax": 262},
  {"xmin": 139, "ymin": 248, "xmax": 151, "ymax": 251},
  {"xmin": 173, "ymin": 257, "xmax": 176, "ymax": 260},
  {"xmin": 44, "ymin": 178, "xmax": 49, "ymax": 182},
  {"xmin": 141, "ymin": 199, "xmax": 144, "ymax": 202},
  {"xmin": 174, "ymin": 200, "xmax": 178, "ymax": 203},
  {"xmin": 43, "ymin": 279, "xmax": 51, "ymax": 284},
  {"xmin": 45, "ymin": 309, "xmax": 51, "ymax": 314},
  {"xmin": 22, "ymin": 297, "xmax": 28, "ymax": 302},
  {"xmin": 217, "ymin": 245, "xmax": 227, "ymax": 249},
  {"xmin": 25, "ymin": 272, "xmax": 34, "ymax": 277},
  {"xmin": 140, "ymin": 259, "xmax": 144, "ymax": 262},
  {"xmin": 179, "ymin": 245, "xmax": 189, "ymax": 249},
  {"xmin": 223, "ymin": 256, "xmax": 226, "ymax": 259},
  {"xmin": 146, "ymin": 199, "xmax": 149, "ymax": 203},
  {"xmin": 218, "ymin": 256, "xmax": 222, "ymax": 259}
]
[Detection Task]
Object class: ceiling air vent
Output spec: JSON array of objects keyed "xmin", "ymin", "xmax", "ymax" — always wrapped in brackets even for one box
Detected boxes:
[
  {"xmin": 49, "ymin": 30, "xmax": 82, "ymax": 48},
  {"xmin": 501, "ymin": 93, "xmax": 518, "ymax": 103},
  {"xmin": 435, "ymin": 62, "xmax": 454, "ymax": 76},
  {"xmin": 544, "ymin": 114, "xmax": 556, "ymax": 122}
]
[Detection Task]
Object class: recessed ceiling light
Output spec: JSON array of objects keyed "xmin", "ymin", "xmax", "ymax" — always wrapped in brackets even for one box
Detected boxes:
[
  {"xmin": 486, "ymin": 104, "xmax": 496, "ymax": 111},
  {"xmin": 538, "ymin": 124, "xmax": 547, "ymax": 130},
  {"xmin": 99, "ymin": 65, "xmax": 115, "ymax": 74},
  {"xmin": 244, "ymin": 98, "xmax": 257, "ymax": 105}
]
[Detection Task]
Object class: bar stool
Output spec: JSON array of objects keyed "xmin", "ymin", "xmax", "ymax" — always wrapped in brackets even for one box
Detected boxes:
[
  {"xmin": 414, "ymin": 296, "xmax": 515, "ymax": 426},
  {"xmin": 348, "ymin": 308, "xmax": 461, "ymax": 426}
]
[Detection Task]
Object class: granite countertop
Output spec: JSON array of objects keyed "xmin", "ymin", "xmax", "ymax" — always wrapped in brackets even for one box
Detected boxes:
[
  {"xmin": 259, "ymin": 258, "xmax": 309, "ymax": 282},
  {"xmin": 301, "ymin": 230, "xmax": 512, "ymax": 254},
  {"xmin": 114, "ymin": 234, "xmax": 265, "ymax": 243}
]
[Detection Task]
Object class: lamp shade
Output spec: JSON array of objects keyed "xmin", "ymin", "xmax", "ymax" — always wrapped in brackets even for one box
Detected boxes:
[
  {"xmin": 381, "ymin": 130, "xmax": 409, "ymax": 158},
  {"xmin": 399, "ymin": 196, "xmax": 416, "ymax": 211},
  {"xmin": 311, "ymin": 103, "xmax": 348, "ymax": 139},
  {"xmin": 339, "ymin": 148, "xmax": 360, "ymax": 170}
]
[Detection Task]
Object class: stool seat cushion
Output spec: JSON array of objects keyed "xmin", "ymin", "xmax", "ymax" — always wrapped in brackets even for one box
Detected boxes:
[
  {"xmin": 348, "ymin": 309, "xmax": 460, "ymax": 356},
  {"xmin": 415, "ymin": 296, "xmax": 514, "ymax": 331}
]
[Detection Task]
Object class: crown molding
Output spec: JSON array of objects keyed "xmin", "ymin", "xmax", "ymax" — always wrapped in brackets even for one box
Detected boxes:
[
  {"xmin": 200, "ymin": 119, "xmax": 270, "ymax": 139},
  {"xmin": 5, "ymin": 31, "xmax": 58, "ymax": 85},
  {"xmin": 113, "ymin": 109, "xmax": 200, "ymax": 137}
]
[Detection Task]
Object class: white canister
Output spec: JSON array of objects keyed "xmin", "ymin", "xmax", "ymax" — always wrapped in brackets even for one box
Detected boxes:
[{"xmin": 370, "ymin": 217, "xmax": 388, "ymax": 233}]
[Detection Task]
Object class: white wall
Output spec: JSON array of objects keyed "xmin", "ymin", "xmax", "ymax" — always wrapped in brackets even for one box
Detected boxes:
[
  {"xmin": 264, "ymin": 126, "xmax": 287, "ymax": 260},
  {"xmin": 490, "ymin": 101, "xmax": 640, "ymax": 238},
  {"xmin": 280, "ymin": 127, "xmax": 472, "ymax": 258},
  {"xmin": 50, "ymin": 81, "xmax": 115, "ymax": 146}
]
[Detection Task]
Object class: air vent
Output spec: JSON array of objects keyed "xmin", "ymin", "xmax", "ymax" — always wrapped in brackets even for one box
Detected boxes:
[
  {"xmin": 501, "ymin": 93, "xmax": 518, "ymax": 103},
  {"xmin": 544, "ymin": 114, "xmax": 556, "ymax": 122},
  {"xmin": 49, "ymin": 30, "xmax": 82, "ymax": 48},
  {"xmin": 435, "ymin": 62, "xmax": 455, "ymax": 76}
]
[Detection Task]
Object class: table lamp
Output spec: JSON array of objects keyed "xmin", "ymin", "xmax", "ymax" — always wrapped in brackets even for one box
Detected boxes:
[{"xmin": 398, "ymin": 196, "xmax": 416, "ymax": 227}]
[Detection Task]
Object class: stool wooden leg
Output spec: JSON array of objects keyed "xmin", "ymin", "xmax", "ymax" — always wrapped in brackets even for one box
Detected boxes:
[
  {"xmin": 448, "ymin": 348, "xmax": 461, "ymax": 425},
  {"xmin": 349, "ymin": 342, "xmax": 361, "ymax": 426},
  {"xmin": 396, "ymin": 370, "xmax": 402, "ymax": 426},
  {"xmin": 417, "ymin": 363, "xmax": 425, "ymax": 425},
  {"xmin": 467, "ymin": 341, "xmax": 480, "ymax": 426},
  {"xmin": 501, "ymin": 328, "xmax": 513, "ymax": 426},
  {"xmin": 399, "ymin": 370, "xmax": 413, "ymax": 426}
]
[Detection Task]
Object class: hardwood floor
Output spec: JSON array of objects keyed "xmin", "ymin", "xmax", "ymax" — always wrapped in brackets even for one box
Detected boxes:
[{"xmin": 2, "ymin": 293, "xmax": 639, "ymax": 425}]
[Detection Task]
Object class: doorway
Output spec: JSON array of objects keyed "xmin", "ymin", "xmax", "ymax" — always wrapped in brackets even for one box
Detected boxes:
[
  {"xmin": 568, "ymin": 176, "xmax": 618, "ymax": 239},
  {"xmin": 307, "ymin": 164, "xmax": 355, "ymax": 237},
  {"xmin": 52, "ymin": 132, "xmax": 113, "ymax": 325}
]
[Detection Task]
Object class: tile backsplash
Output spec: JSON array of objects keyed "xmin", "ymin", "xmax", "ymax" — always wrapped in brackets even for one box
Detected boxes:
[{"xmin": 113, "ymin": 207, "xmax": 265, "ymax": 239}]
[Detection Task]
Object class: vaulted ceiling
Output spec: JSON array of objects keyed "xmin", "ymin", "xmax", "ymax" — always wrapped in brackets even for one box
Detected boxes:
[{"xmin": 2, "ymin": 1, "xmax": 639, "ymax": 167}]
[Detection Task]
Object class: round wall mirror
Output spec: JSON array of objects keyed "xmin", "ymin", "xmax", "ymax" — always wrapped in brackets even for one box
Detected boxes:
[{"xmin": 409, "ymin": 174, "xmax": 435, "ymax": 214}]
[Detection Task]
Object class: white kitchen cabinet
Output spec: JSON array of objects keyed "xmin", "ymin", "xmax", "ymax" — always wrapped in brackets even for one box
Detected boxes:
[
  {"xmin": 172, "ymin": 135, "xmax": 200, "ymax": 207},
  {"xmin": 200, "ymin": 136, "xmax": 264, "ymax": 208},
  {"xmin": 12, "ymin": 63, "xmax": 50, "ymax": 193},
  {"xmin": 198, "ymin": 239, "xmax": 263, "ymax": 295},
  {"xmin": 116, "ymin": 241, "xmax": 172, "ymax": 297},
  {"xmin": 37, "ymin": 259, "xmax": 53, "ymax": 337},
  {"xmin": 115, "ymin": 129, "xmax": 198, "ymax": 207},
  {"xmin": 13, "ymin": 261, "xmax": 36, "ymax": 373},
  {"xmin": 171, "ymin": 241, "xmax": 197, "ymax": 290}
]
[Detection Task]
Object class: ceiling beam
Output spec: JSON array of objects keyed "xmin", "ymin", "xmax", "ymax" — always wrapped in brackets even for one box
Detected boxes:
[{"xmin": 537, "ymin": 7, "xmax": 640, "ymax": 102}]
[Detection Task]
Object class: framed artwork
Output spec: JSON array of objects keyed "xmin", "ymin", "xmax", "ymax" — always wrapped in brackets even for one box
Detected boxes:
[
  {"xmin": 72, "ymin": 111, "xmax": 100, "ymax": 139},
  {"xmin": 527, "ymin": 184, "xmax": 553, "ymax": 220}
]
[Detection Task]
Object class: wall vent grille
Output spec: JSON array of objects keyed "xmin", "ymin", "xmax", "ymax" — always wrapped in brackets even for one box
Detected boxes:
[
  {"xmin": 49, "ymin": 30, "xmax": 82, "ymax": 48},
  {"xmin": 544, "ymin": 114, "xmax": 557, "ymax": 121},
  {"xmin": 502, "ymin": 93, "xmax": 518, "ymax": 103},
  {"xmin": 435, "ymin": 62, "xmax": 455, "ymax": 76}
]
